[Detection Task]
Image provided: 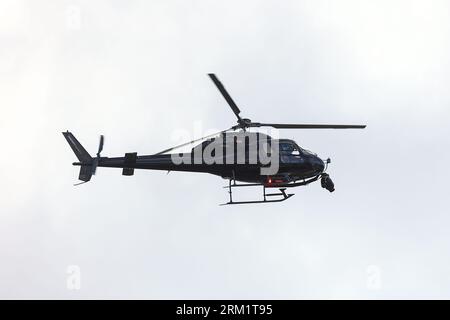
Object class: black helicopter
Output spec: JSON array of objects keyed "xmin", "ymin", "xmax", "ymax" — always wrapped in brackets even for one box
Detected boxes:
[{"xmin": 63, "ymin": 74, "xmax": 365, "ymax": 205}]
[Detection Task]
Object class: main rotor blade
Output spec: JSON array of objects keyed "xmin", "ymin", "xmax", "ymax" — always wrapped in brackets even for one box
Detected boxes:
[
  {"xmin": 208, "ymin": 73, "xmax": 242, "ymax": 121},
  {"xmin": 256, "ymin": 123, "xmax": 366, "ymax": 129},
  {"xmin": 153, "ymin": 127, "xmax": 233, "ymax": 155}
]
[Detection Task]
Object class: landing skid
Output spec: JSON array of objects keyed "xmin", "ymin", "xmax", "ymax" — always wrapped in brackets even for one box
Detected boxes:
[{"xmin": 220, "ymin": 180, "xmax": 295, "ymax": 205}]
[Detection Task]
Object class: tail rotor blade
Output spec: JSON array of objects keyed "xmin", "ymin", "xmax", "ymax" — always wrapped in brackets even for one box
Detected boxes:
[
  {"xmin": 94, "ymin": 135, "xmax": 104, "ymax": 175},
  {"xmin": 92, "ymin": 159, "xmax": 98, "ymax": 175},
  {"xmin": 97, "ymin": 135, "xmax": 104, "ymax": 157}
]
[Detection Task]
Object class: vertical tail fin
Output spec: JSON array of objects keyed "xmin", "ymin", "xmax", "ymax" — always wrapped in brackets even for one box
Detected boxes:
[
  {"xmin": 63, "ymin": 131, "xmax": 93, "ymax": 183},
  {"xmin": 77, "ymin": 165, "xmax": 93, "ymax": 182},
  {"xmin": 62, "ymin": 131, "xmax": 92, "ymax": 163}
]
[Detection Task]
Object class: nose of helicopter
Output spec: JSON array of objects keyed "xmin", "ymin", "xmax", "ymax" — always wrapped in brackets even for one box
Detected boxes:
[{"xmin": 312, "ymin": 156, "xmax": 325, "ymax": 173}]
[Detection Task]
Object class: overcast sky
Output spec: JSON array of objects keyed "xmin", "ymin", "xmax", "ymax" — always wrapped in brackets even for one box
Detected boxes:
[{"xmin": 1, "ymin": 0, "xmax": 450, "ymax": 299}]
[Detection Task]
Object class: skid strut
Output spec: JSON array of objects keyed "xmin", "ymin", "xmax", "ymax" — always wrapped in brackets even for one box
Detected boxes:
[{"xmin": 221, "ymin": 179, "xmax": 294, "ymax": 205}]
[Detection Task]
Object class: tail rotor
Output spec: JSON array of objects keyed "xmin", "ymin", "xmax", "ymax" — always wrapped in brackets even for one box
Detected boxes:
[{"xmin": 92, "ymin": 135, "xmax": 104, "ymax": 175}]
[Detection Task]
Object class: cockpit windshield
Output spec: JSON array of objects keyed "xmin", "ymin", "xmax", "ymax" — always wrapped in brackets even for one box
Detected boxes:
[{"xmin": 300, "ymin": 147, "xmax": 314, "ymax": 156}]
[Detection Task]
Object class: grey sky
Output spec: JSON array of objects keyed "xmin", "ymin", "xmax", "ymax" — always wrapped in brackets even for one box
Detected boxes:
[{"xmin": 1, "ymin": 0, "xmax": 449, "ymax": 299}]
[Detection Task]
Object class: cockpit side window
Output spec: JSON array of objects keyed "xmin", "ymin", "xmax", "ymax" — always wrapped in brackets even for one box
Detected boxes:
[
  {"xmin": 280, "ymin": 143, "xmax": 293, "ymax": 153},
  {"xmin": 279, "ymin": 142, "xmax": 302, "ymax": 163},
  {"xmin": 280, "ymin": 142, "xmax": 300, "ymax": 155}
]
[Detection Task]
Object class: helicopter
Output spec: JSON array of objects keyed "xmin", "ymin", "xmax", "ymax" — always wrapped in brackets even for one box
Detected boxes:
[{"xmin": 63, "ymin": 73, "xmax": 366, "ymax": 205}]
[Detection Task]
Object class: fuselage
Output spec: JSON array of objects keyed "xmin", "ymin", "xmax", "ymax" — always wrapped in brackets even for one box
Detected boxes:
[{"xmin": 93, "ymin": 132, "xmax": 325, "ymax": 184}]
